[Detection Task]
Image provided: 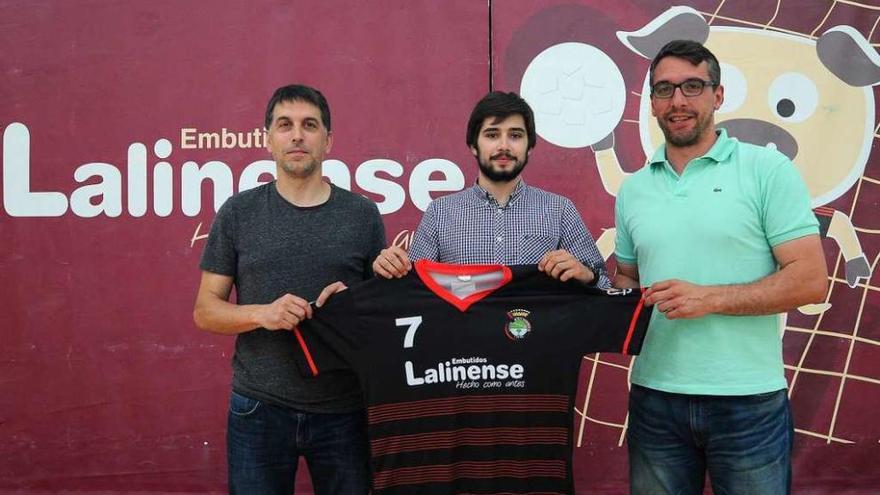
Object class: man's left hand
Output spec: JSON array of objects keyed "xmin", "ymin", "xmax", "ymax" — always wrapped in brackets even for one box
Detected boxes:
[
  {"xmin": 644, "ymin": 279, "xmax": 715, "ymax": 319},
  {"xmin": 315, "ymin": 281, "xmax": 348, "ymax": 308},
  {"xmin": 538, "ymin": 249, "xmax": 595, "ymax": 284}
]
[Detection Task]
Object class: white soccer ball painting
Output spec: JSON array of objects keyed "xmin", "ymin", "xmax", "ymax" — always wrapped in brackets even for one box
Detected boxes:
[{"xmin": 521, "ymin": 42, "xmax": 626, "ymax": 148}]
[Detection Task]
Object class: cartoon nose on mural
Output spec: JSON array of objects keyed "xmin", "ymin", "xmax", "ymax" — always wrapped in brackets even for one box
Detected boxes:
[
  {"xmin": 715, "ymin": 119, "xmax": 798, "ymax": 162},
  {"xmin": 582, "ymin": 5, "xmax": 878, "ymax": 290}
]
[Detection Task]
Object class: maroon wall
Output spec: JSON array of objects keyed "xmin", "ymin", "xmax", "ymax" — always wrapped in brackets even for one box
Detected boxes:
[{"xmin": 1, "ymin": 0, "xmax": 877, "ymax": 493}]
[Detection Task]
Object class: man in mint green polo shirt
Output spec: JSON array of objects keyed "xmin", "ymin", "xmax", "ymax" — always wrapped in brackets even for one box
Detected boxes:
[{"xmin": 614, "ymin": 40, "xmax": 828, "ymax": 495}]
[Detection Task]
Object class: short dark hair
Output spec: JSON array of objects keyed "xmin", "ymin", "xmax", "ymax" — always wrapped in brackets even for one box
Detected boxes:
[
  {"xmin": 466, "ymin": 91, "xmax": 537, "ymax": 151},
  {"xmin": 649, "ymin": 40, "xmax": 721, "ymax": 87},
  {"xmin": 264, "ymin": 84, "xmax": 331, "ymax": 131}
]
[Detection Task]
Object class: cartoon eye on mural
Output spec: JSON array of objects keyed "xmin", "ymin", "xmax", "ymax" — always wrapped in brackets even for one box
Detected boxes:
[{"xmin": 581, "ymin": 6, "xmax": 876, "ymax": 300}]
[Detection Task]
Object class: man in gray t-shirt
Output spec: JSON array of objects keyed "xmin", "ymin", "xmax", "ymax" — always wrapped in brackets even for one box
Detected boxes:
[{"xmin": 194, "ymin": 84, "xmax": 384, "ymax": 494}]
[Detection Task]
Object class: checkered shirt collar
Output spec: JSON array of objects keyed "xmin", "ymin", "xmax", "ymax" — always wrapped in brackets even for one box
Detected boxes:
[{"xmin": 469, "ymin": 178, "xmax": 528, "ymax": 207}]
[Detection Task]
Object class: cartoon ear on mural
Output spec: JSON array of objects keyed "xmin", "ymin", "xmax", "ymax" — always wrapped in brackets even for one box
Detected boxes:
[
  {"xmin": 615, "ymin": 5, "xmax": 708, "ymax": 59},
  {"xmin": 817, "ymin": 26, "xmax": 880, "ymax": 87},
  {"xmin": 592, "ymin": 6, "xmax": 710, "ymax": 197}
]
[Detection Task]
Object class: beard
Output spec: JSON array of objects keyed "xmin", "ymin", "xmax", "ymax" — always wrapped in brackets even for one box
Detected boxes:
[
  {"xmin": 657, "ymin": 110, "xmax": 713, "ymax": 148},
  {"xmin": 477, "ymin": 151, "xmax": 529, "ymax": 183},
  {"xmin": 280, "ymin": 157, "xmax": 318, "ymax": 178}
]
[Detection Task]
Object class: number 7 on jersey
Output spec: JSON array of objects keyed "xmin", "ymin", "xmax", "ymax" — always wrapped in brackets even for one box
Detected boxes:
[{"xmin": 397, "ymin": 316, "xmax": 423, "ymax": 349}]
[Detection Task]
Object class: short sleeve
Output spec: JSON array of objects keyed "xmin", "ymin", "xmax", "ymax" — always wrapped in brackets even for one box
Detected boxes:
[
  {"xmin": 365, "ymin": 201, "xmax": 387, "ymax": 277},
  {"xmin": 761, "ymin": 156, "xmax": 820, "ymax": 247},
  {"xmin": 613, "ymin": 186, "xmax": 636, "ymax": 265},
  {"xmin": 199, "ymin": 201, "xmax": 237, "ymax": 276}
]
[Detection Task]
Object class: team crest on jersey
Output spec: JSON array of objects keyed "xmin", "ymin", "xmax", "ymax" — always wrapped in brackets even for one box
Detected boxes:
[{"xmin": 505, "ymin": 309, "xmax": 532, "ymax": 340}]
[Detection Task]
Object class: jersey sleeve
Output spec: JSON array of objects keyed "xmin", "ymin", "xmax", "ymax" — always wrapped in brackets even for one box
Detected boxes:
[
  {"xmin": 199, "ymin": 200, "xmax": 237, "ymax": 276},
  {"xmin": 761, "ymin": 154, "xmax": 820, "ymax": 247},
  {"xmin": 292, "ymin": 288, "xmax": 363, "ymax": 377},
  {"xmin": 563, "ymin": 288, "xmax": 652, "ymax": 356}
]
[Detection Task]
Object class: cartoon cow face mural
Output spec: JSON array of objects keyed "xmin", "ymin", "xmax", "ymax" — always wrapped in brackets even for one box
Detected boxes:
[
  {"xmin": 624, "ymin": 7, "xmax": 878, "ymax": 209},
  {"xmin": 592, "ymin": 6, "xmax": 878, "ymax": 288}
]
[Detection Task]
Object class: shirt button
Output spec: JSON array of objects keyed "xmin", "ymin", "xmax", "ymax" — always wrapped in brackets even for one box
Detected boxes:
[
  {"xmin": 497, "ymin": 209, "xmax": 503, "ymax": 214},
  {"xmin": 496, "ymin": 236, "xmax": 502, "ymax": 242}
]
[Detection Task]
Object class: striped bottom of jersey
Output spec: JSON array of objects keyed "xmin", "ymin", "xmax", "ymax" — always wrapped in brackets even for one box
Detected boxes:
[
  {"xmin": 367, "ymin": 394, "xmax": 573, "ymax": 493},
  {"xmin": 368, "ymin": 394, "xmax": 569, "ymax": 424},
  {"xmin": 372, "ymin": 459, "xmax": 567, "ymax": 490},
  {"xmin": 371, "ymin": 426, "xmax": 568, "ymax": 456}
]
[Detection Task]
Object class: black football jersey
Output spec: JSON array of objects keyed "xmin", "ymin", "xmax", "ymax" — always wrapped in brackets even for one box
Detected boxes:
[{"xmin": 294, "ymin": 260, "xmax": 652, "ymax": 494}]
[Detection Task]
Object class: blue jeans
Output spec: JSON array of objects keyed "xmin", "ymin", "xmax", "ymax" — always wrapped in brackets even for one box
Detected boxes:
[
  {"xmin": 627, "ymin": 385, "xmax": 793, "ymax": 495},
  {"xmin": 226, "ymin": 390, "xmax": 371, "ymax": 494}
]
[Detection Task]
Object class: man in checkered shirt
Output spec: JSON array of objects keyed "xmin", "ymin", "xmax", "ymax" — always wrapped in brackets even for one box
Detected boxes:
[{"xmin": 373, "ymin": 91, "xmax": 609, "ymax": 288}]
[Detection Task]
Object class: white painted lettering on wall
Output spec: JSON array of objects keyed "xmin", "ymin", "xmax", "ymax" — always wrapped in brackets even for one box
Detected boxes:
[{"xmin": 2, "ymin": 123, "xmax": 466, "ymax": 218}]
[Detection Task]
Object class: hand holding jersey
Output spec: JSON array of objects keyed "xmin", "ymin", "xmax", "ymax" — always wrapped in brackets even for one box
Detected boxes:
[
  {"xmin": 314, "ymin": 281, "xmax": 349, "ymax": 308},
  {"xmin": 537, "ymin": 248, "xmax": 596, "ymax": 284},
  {"xmin": 250, "ymin": 278, "xmax": 351, "ymax": 331},
  {"xmin": 255, "ymin": 293, "xmax": 314, "ymax": 330},
  {"xmin": 373, "ymin": 245, "xmax": 411, "ymax": 279},
  {"xmin": 642, "ymin": 279, "xmax": 712, "ymax": 319}
]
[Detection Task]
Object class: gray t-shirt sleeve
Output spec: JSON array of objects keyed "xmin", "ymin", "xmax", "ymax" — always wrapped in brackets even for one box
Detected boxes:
[
  {"xmin": 200, "ymin": 200, "xmax": 237, "ymax": 276},
  {"xmin": 364, "ymin": 201, "xmax": 386, "ymax": 277}
]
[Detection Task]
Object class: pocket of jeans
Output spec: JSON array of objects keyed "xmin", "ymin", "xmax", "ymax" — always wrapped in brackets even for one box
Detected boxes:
[
  {"xmin": 738, "ymin": 389, "xmax": 788, "ymax": 414},
  {"xmin": 743, "ymin": 389, "xmax": 785, "ymax": 401},
  {"xmin": 229, "ymin": 391, "xmax": 262, "ymax": 416}
]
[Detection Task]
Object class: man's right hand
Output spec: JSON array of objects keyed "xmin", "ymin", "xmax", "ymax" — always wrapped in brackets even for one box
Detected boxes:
[
  {"xmin": 373, "ymin": 245, "xmax": 412, "ymax": 279},
  {"xmin": 255, "ymin": 294, "xmax": 313, "ymax": 330}
]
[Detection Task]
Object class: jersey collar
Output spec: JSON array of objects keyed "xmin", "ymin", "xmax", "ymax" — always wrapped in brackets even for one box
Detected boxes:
[{"xmin": 413, "ymin": 260, "xmax": 513, "ymax": 312}]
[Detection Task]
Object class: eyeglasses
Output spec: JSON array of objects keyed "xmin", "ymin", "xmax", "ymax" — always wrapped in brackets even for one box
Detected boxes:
[{"xmin": 651, "ymin": 79, "xmax": 717, "ymax": 99}]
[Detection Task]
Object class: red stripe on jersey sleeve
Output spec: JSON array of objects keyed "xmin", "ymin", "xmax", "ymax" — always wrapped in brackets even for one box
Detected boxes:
[
  {"xmin": 293, "ymin": 326, "xmax": 319, "ymax": 377},
  {"xmin": 622, "ymin": 292, "xmax": 647, "ymax": 355}
]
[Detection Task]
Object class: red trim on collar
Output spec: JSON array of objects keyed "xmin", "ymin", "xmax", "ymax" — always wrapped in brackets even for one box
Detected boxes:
[{"xmin": 413, "ymin": 260, "xmax": 513, "ymax": 312}]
